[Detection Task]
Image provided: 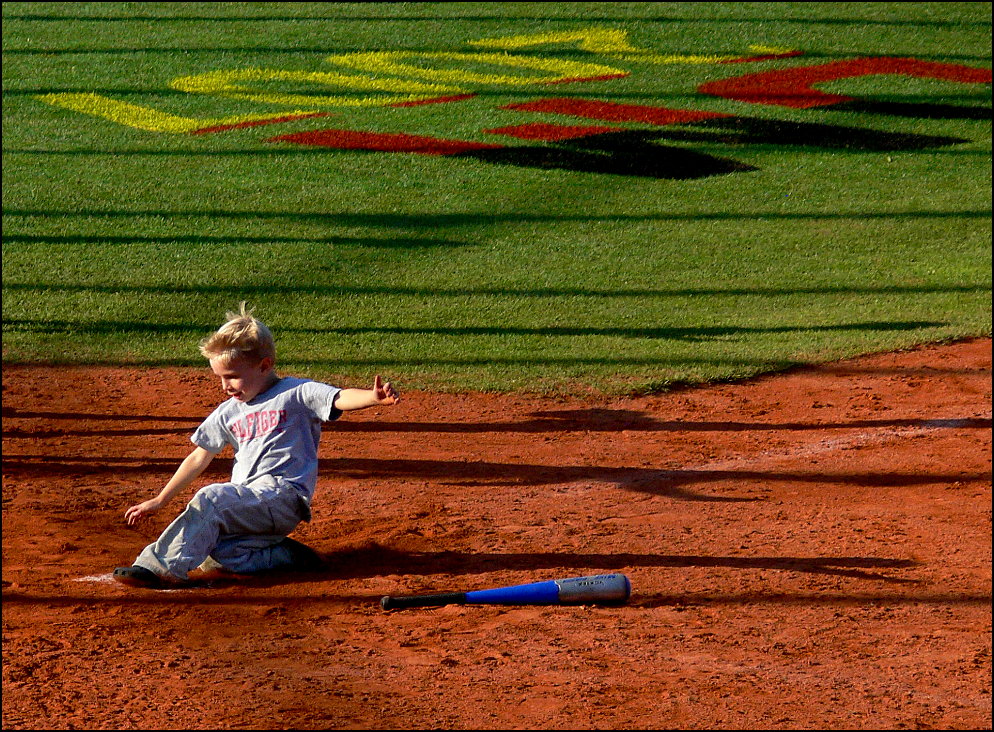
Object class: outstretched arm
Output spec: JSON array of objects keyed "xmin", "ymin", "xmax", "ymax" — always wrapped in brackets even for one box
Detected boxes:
[
  {"xmin": 124, "ymin": 446, "xmax": 216, "ymax": 526},
  {"xmin": 333, "ymin": 374, "xmax": 401, "ymax": 411}
]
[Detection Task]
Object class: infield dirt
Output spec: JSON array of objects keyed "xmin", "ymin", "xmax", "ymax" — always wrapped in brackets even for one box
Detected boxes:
[{"xmin": 2, "ymin": 338, "xmax": 991, "ymax": 730}]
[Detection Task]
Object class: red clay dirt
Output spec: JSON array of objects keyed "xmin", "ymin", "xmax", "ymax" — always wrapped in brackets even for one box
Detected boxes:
[{"xmin": 2, "ymin": 338, "xmax": 991, "ymax": 730}]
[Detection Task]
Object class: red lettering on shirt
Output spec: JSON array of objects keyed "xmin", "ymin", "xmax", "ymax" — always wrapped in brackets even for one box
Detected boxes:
[{"xmin": 229, "ymin": 409, "xmax": 287, "ymax": 443}]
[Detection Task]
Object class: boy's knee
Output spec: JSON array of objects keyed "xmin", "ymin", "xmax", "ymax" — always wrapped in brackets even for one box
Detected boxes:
[{"xmin": 188, "ymin": 483, "xmax": 230, "ymax": 512}]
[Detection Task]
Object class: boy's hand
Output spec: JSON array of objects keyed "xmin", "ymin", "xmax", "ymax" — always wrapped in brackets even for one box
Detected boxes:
[
  {"xmin": 373, "ymin": 374, "xmax": 400, "ymax": 405},
  {"xmin": 124, "ymin": 497, "xmax": 163, "ymax": 526}
]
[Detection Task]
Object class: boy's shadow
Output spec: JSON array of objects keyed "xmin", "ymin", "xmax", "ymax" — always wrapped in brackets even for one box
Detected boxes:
[{"xmin": 194, "ymin": 542, "xmax": 921, "ymax": 590}]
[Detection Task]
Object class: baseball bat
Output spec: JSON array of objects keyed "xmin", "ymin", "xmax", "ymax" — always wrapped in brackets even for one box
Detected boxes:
[{"xmin": 380, "ymin": 572, "xmax": 631, "ymax": 611}]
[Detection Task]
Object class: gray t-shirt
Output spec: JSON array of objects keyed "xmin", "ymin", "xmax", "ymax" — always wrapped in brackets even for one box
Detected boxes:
[{"xmin": 191, "ymin": 376, "xmax": 342, "ymax": 500}]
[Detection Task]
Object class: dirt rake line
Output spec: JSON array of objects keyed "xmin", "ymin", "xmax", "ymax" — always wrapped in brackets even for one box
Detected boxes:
[{"xmin": 680, "ymin": 417, "xmax": 990, "ymax": 474}]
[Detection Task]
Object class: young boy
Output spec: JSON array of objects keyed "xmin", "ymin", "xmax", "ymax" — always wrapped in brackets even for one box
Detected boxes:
[{"xmin": 113, "ymin": 303, "xmax": 400, "ymax": 589}]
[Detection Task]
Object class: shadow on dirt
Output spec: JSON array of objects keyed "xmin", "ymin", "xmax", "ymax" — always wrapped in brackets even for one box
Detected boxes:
[{"xmin": 311, "ymin": 545, "xmax": 923, "ymax": 582}]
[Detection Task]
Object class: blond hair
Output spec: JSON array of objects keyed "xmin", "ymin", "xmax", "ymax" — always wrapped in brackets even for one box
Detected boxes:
[{"xmin": 199, "ymin": 302, "xmax": 276, "ymax": 365}]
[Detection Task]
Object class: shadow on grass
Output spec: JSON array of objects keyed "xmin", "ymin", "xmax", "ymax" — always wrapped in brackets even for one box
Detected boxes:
[
  {"xmin": 0, "ymin": 317, "xmax": 948, "ymax": 341},
  {"xmin": 1, "ymin": 234, "xmax": 473, "ymax": 248},
  {"xmin": 5, "ymin": 207, "xmax": 992, "ymax": 225},
  {"xmin": 3, "ymin": 282, "xmax": 988, "ymax": 299},
  {"xmin": 3, "ymin": 9, "xmax": 991, "ymax": 28}
]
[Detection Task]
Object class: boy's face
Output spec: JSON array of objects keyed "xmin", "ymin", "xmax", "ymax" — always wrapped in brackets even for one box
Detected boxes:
[{"xmin": 210, "ymin": 356, "xmax": 275, "ymax": 403}]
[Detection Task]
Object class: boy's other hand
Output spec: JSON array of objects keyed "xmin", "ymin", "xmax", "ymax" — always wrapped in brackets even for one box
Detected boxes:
[
  {"xmin": 124, "ymin": 498, "xmax": 163, "ymax": 526},
  {"xmin": 373, "ymin": 374, "xmax": 400, "ymax": 405}
]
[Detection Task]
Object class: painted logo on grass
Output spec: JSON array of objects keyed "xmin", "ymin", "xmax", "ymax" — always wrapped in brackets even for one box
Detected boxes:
[{"xmin": 36, "ymin": 28, "xmax": 992, "ymax": 179}]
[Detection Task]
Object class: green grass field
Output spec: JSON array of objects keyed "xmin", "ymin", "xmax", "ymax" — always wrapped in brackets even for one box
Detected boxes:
[{"xmin": 2, "ymin": 2, "xmax": 991, "ymax": 393}]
